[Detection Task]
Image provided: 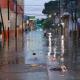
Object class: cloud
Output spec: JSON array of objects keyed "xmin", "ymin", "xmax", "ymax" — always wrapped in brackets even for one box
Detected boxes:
[{"xmin": 24, "ymin": 0, "xmax": 51, "ymax": 18}]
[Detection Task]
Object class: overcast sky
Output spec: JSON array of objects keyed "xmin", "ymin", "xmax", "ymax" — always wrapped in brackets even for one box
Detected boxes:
[{"xmin": 24, "ymin": 0, "xmax": 51, "ymax": 19}]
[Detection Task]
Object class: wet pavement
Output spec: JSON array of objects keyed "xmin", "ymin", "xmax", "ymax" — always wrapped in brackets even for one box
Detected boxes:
[
  {"xmin": 0, "ymin": 28, "xmax": 48, "ymax": 80},
  {"xmin": 0, "ymin": 28, "xmax": 80, "ymax": 80},
  {"xmin": 0, "ymin": 64, "xmax": 48, "ymax": 80},
  {"xmin": 24, "ymin": 29, "xmax": 47, "ymax": 64}
]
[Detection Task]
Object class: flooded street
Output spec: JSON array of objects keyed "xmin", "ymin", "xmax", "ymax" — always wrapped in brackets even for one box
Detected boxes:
[
  {"xmin": 0, "ymin": 0, "xmax": 80, "ymax": 80},
  {"xmin": 24, "ymin": 29, "xmax": 47, "ymax": 64},
  {"xmin": 0, "ymin": 28, "xmax": 80, "ymax": 80},
  {"xmin": 0, "ymin": 28, "xmax": 48, "ymax": 80}
]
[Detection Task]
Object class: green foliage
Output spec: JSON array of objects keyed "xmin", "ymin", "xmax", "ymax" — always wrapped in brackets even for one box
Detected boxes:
[
  {"xmin": 42, "ymin": 1, "xmax": 59, "ymax": 30},
  {"xmin": 36, "ymin": 19, "xmax": 44, "ymax": 28},
  {"xmin": 43, "ymin": 18, "xmax": 53, "ymax": 29},
  {"xmin": 42, "ymin": 1, "xmax": 59, "ymax": 15}
]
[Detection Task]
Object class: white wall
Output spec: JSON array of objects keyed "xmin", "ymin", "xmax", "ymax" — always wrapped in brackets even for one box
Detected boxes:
[
  {"xmin": 2, "ymin": 9, "xmax": 8, "ymax": 29},
  {"xmin": 1, "ymin": 8, "xmax": 23, "ymax": 30}
]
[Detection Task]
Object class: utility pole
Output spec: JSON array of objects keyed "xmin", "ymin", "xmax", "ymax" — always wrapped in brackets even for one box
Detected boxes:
[
  {"xmin": 74, "ymin": 0, "xmax": 78, "ymax": 66},
  {"xmin": 75, "ymin": 0, "xmax": 77, "ymax": 33},
  {"xmin": 7, "ymin": 0, "xmax": 9, "ymax": 20},
  {"xmin": 22, "ymin": 13, "xmax": 24, "ymax": 48},
  {"xmin": 7, "ymin": 0, "xmax": 10, "ymax": 49},
  {"xmin": 59, "ymin": 0, "xmax": 61, "ymax": 23},
  {"xmin": 15, "ymin": 0, "xmax": 17, "ymax": 51}
]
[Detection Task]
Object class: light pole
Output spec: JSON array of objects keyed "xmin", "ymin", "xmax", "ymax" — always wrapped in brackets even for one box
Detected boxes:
[
  {"xmin": 7, "ymin": 0, "xmax": 10, "ymax": 49},
  {"xmin": 15, "ymin": 0, "xmax": 17, "ymax": 51},
  {"xmin": 22, "ymin": 13, "xmax": 24, "ymax": 48},
  {"xmin": 58, "ymin": 0, "xmax": 62, "ymax": 37},
  {"xmin": 59, "ymin": 0, "xmax": 61, "ymax": 23}
]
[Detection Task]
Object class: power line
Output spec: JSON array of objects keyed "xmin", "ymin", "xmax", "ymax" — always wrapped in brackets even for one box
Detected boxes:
[
  {"xmin": 17, "ymin": 4, "xmax": 44, "ymax": 6},
  {"xmin": 24, "ymin": 14, "xmax": 45, "ymax": 16},
  {"xmin": 24, "ymin": 13, "xmax": 46, "ymax": 16}
]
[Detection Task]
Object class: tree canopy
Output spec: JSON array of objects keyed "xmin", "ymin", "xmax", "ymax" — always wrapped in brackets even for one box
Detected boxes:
[
  {"xmin": 42, "ymin": 18, "xmax": 53, "ymax": 30},
  {"xmin": 42, "ymin": 1, "xmax": 59, "ymax": 15}
]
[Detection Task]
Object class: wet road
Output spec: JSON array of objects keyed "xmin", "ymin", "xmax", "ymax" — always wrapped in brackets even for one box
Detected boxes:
[
  {"xmin": 24, "ymin": 29, "xmax": 47, "ymax": 64},
  {"xmin": 0, "ymin": 28, "xmax": 80, "ymax": 80},
  {"xmin": 0, "ymin": 29, "xmax": 48, "ymax": 80},
  {"xmin": 0, "ymin": 64, "xmax": 48, "ymax": 80}
]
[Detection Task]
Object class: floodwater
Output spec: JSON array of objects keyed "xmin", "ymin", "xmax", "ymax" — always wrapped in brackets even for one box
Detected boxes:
[{"xmin": 0, "ymin": 28, "xmax": 80, "ymax": 80}]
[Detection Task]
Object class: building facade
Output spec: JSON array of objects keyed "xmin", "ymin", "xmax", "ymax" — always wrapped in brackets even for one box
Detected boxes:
[
  {"xmin": 0, "ymin": 0, "xmax": 24, "ymax": 42},
  {"xmin": 0, "ymin": 0, "xmax": 24, "ymax": 30}
]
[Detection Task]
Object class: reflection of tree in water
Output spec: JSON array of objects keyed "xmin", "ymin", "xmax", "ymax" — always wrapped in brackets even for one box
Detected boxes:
[
  {"xmin": 0, "ymin": 42, "xmax": 1, "ymax": 48},
  {"xmin": 0, "ymin": 22, "xmax": 2, "ymax": 34},
  {"xmin": 0, "ymin": 22, "xmax": 2, "ymax": 48},
  {"xmin": 71, "ymin": 36, "xmax": 79, "ymax": 70}
]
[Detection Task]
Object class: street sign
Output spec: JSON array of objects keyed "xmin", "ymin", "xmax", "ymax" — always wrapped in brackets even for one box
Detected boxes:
[{"xmin": 29, "ymin": 16, "xmax": 35, "ymax": 20}]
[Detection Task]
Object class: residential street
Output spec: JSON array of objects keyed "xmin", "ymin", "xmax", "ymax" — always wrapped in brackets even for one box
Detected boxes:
[
  {"xmin": 0, "ymin": 28, "xmax": 80, "ymax": 80},
  {"xmin": 0, "ymin": 0, "xmax": 80, "ymax": 80}
]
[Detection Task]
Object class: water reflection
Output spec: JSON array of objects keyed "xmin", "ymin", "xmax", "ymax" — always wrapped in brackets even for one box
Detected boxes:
[
  {"xmin": 24, "ymin": 29, "xmax": 47, "ymax": 64},
  {"xmin": 48, "ymin": 32, "xmax": 52, "ymax": 56},
  {"xmin": 61, "ymin": 35, "xmax": 64, "ymax": 56},
  {"xmin": 47, "ymin": 30, "xmax": 68, "ymax": 73},
  {"xmin": 60, "ymin": 35, "xmax": 68, "ymax": 72}
]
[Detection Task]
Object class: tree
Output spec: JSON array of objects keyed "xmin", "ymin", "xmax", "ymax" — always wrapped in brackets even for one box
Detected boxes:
[
  {"xmin": 42, "ymin": 1, "xmax": 59, "ymax": 16},
  {"xmin": 42, "ymin": 1, "xmax": 59, "ymax": 29},
  {"xmin": 42, "ymin": 18, "xmax": 53, "ymax": 30}
]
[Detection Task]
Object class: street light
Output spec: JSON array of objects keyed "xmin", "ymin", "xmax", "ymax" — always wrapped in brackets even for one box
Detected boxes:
[{"xmin": 48, "ymin": 15, "xmax": 52, "ymax": 18}]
